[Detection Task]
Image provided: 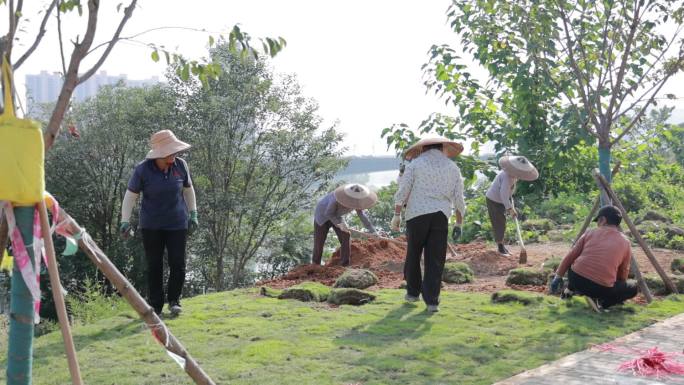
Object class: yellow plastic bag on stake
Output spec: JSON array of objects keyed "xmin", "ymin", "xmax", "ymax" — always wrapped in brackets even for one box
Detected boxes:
[{"xmin": 0, "ymin": 55, "xmax": 44, "ymax": 205}]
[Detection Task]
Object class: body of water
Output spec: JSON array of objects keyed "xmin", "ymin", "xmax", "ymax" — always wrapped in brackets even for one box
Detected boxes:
[{"xmin": 335, "ymin": 170, "xmax": 398, "ymax": 191}]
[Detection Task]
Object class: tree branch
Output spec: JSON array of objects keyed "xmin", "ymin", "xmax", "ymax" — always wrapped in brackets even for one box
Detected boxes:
[
  {"xmin": 78, "ymin": 0, "xmax": 138, "ymax": 85},
  {"xmin": 13, "ymin": 0, "xmax": 58, "ymax": 70},
  {"xmin": 555, "ymin": 0, "xmax": 602, "ymax": 132},
  {"xmin": 44, "ymin": 0, "xmax": 101, "ymax": 152},
  {"xmin": 613, "ymin": 26, "xmax": 683, "ymax": 119},
  {"xmin": 57, "ymin": 1, "xmax": 67, "ymax": 75},
  {"xmin": 610, "ymin": 56, "xmax": 682, "ymax": 146},
  {"xmin": 604, "ymin": 0, "xmax": 642, "ymax": 128},
  {"xmin": 44, "ymin": 0, "xmax": 137, "ymax": 152},
  {"xmin": 87, "ymin": 25, "xmax": 216, "ymax": 56}
]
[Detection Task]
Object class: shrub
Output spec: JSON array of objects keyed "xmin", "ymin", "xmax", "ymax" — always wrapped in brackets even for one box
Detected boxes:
[
  {"xmin": 613, "ymin": 182, "xmax": 646, "ymax": 214},
  {"xmin": 521, "ymin": 219, "xmax": 555, "ymax": 232},
  {"xmin": 671, "ymin": 258, "xmax": 684, "ymax": 274},
  {"xmin": 505, "ymin": 268, "xmax": 547, "ymax": 286},
  {"xmin": 442, "ymin": 262, "xmax": 475, "ymax": 284},
  {"xmin": 69, "ymin": 278, "xmax": 129, "ymax": 325},
  {"xmin": 537, "ymin": 193, "xmax": 590, "ymax": 224},
  {"xmin": 668, "ymin": 236, "xmax": 684, "ymax": 251}
]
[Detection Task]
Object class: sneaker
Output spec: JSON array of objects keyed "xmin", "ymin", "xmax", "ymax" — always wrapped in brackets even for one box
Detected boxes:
[
  {"xmin": 560, "ymin": 288, "xmax": 574, "ymax": 300},
  {"xmin": 405, "ymin": 294, "xmax": 420, "ymax": 302},
  {"xmin": 497, "ymin": 243, "xmax": 511, "ymax": 256},
  {"xmin": 169, "ymin": 302, "xmax": 182, "ymax": 316},
  {"xmin": 585, "ymin": 297, "xmax": 602, "ymax": 313},
  {"xmin": 426, "ymin": 305, "xmax": 439, "ymax": 313}
]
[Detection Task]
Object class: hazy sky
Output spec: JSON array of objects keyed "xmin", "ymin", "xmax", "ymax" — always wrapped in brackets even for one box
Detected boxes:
[{"xmin": 8, "ymin": 1, "xmax": 684, "ymax": 156}]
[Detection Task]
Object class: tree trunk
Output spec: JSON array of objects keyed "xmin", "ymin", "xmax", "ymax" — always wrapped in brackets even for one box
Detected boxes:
[
  {"xmin": 7, "ymin": 207, "xmax": 35, "ymax": 385},
  {"xmin": 598, "ymin": 140, "xmax": 612, "ymax": 205},
  {"xmin": 215, "ymin": 255, "xmax": 224, "ymax": 291}
]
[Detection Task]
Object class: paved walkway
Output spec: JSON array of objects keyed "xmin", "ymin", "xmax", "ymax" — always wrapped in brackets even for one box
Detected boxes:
[{"xmin": 494, "ymin": 313, "xmax": 684, "ymax": 385}]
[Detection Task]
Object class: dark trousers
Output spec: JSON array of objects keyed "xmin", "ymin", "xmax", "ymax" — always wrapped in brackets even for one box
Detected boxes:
[
  {"xmin": 141, "ymin": 229, "xmax": 187, "ymax": 312},
  {"xmin": 568, "ymin": 268, "xmax": 638, "ymax": 308},
  {"xmin": 312, "ymin": 220, "xmax": 350, "ymax": 265},
  {"xmin": 405, "ymin": 212, "xmax": 448, "ymax": 306},
  {"xmin": 486, "ymin": 197, "xmax": 507, "ymax": 243}
]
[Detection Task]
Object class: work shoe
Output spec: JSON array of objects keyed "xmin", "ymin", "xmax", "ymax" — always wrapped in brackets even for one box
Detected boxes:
[
  {"xmin": 405, "ymin": 294, "xmax": 419, "ymax": 302},
  {"xmin": 426, "ymin": 305, "xmax": 439, "ymax": 313},
  {"xmin": 585, "ymin": 297, "xmax": 602, "ymax": 313},
  {"xmin": 169, "ymin": 302, "xmax": 182, "ymax": 316},
  {"xmin": 497, "ymin": 243, "xmax": 511, "ymax": 256},
  {"xmin": 560, "ymin": 288, "xmax": 574, "ymax": 300}
]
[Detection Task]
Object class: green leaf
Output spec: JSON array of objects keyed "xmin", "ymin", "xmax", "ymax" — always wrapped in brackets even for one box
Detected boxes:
[
  {"xmin": 151, "ymin": 50, "xmax": 160, "ymax": 62},
  {"xmin": 209, "ymin": 35, "xmax": 215, "ymax": 47},
  {"xmin": 180, "ymin": 65, "xmax": 190, "ymax": 81}
]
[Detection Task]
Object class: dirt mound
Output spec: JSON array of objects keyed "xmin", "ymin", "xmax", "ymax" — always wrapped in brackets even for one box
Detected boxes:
[
  {"xmin": 259, "ymin": 238, "xmax": 407, "ymax": 289},
  {"xmin": 451, "ymin": 243, "xmax": 518, "ymax": 276},
  {"xmin": 328, "ymin": 237, "xmax": 407, "ymax": 268},
  {"xmin": 261, "ymin": 239, "xmax": 524, "ymax": 291}
]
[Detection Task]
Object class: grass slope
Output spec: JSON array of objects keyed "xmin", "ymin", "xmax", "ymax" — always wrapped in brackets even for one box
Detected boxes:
[{"xmin": 1, "ymin": 290, "xmax": 684, "ymax": 385}]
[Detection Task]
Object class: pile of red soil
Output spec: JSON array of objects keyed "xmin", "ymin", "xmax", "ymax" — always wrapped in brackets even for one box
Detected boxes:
[
  {"xmin": 259, "ymin": 238, "xmax": 408, "ymax": 289},
  {"xmin": 259, "ymin": 238, "xmax": 525, "ymax": 292},
  {"xmin": 450, "ymin": 243, "xmax": 519, "ymax": 276}
]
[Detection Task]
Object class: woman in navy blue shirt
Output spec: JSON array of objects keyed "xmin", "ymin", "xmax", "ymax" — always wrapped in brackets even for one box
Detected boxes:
[{"xmin": 120, "ymin": 130, "xmax": 198, "ymax": 316}]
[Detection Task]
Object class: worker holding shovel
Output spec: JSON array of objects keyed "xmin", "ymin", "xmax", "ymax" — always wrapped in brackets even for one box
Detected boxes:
[
  {"xmin": 312, "ymin": 184, "xmax": 378, "ymax": 267},
  {"xmin": 485, "ymin": 155, "xmax": 538, "ymax": 256},
  {"xmin": 391, "ymin": 137, "xmax": 466, "ymax": 313}
]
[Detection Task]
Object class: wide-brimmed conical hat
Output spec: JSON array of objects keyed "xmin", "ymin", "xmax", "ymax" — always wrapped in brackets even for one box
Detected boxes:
[
  {"xmin": 334, "ymin": 183, "xmax": 378, "ymax": 210},
  {"xmin": 404, "ymin": 137, "xmax": 464, "ymax": 160},
  {"xmin": 499, "ymin": 155, "xmax": 539, "ymax": 181},
  {"xmin": 146, "ymin": 129, "xmax": 191, "ymax": 159}
]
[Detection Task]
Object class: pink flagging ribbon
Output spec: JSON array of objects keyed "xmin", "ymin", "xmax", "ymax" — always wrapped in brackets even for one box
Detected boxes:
[{"xmin": 3, "ymin": 202, "xmax": 42, "ymax": 323}]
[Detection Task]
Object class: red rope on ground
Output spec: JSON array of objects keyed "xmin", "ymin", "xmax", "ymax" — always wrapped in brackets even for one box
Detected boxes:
[{"xmin": 594, "ymin": 344, "xmax": 684, "ymax": 378}]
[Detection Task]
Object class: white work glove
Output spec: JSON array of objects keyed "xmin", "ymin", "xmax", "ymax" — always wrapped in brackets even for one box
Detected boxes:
[
  {"xmin": 390, "ymin": 214, "xmax": 401, "ymax": 232},
  {"xmin": 336, "ymin": 222, "xmax": 350, "ymax": 233}
]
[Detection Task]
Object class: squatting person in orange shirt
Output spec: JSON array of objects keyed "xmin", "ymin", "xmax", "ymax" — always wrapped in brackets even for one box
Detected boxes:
[{"xmin": 550, "ymin": 205, "xmax": 638, "ymax": 310}]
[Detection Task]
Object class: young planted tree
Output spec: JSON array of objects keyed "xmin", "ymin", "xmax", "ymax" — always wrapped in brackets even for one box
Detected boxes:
[
  {"xmin": 172, "ymin": 46, "xmax": 344, "ymax": 290},
  {"xmin": 1, "ymin": 1, "xmax": 285, "ymax": 383},
  {"xmin": 387, "ymin": 0, "xmax": 684, "ymax": 198}
]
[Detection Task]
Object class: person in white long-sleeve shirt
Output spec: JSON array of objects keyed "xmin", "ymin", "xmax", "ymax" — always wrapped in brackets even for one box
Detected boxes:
[
  {"xmin": 485, "ymin": 155, "xmax": 538, "ymax": 256},
  {"xmin": 391, "ymin": 137, "xmax": 465, "ymax": 312}
]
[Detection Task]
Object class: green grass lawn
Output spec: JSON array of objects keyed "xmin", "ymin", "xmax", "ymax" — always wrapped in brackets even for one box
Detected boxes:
[{"xmin": 1, "ymin": 290, "xmax": 683, "ymax": 385}]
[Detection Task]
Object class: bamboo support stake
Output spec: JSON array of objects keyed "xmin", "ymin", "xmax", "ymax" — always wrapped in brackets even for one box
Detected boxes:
[
  {"xmin": 38, "ymin": 201, "xmax": 82, "ymax": 385},
  {"xmin": 573, "ymin": 162, "xmax": 621, "ymax": 245},
  {"xmin": 630, "ymin": 254, "xmax": 654, "ymax": 303},
  {"xmin": 593, "ymin": 170, "xmax": 678, "ymax": 294},
  {"xmin": 59, "ymin": 214, "xmax": 215, "ymax": 385}
]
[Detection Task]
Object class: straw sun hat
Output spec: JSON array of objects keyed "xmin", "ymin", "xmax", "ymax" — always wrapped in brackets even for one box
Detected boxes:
[
  {"xmin": 334, "ymin": 183, "xmax": 378, "ymax": 210},
  {"xmin": 404, "ymin": 137, "xmax": 464, "ymax": 160},
  {"xmin": 146, "ymin": 130, "xmax": 191, "ymax": 159},
  {"xmin": 498, "ymin": 155, "xmax": 539, "ymax": 181}
]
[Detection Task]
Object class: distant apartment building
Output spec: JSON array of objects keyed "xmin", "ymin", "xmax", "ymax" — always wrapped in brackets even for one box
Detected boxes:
[{"xmin": 25, "ymin": 71, "xmax": 159, "ymax": 114}]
